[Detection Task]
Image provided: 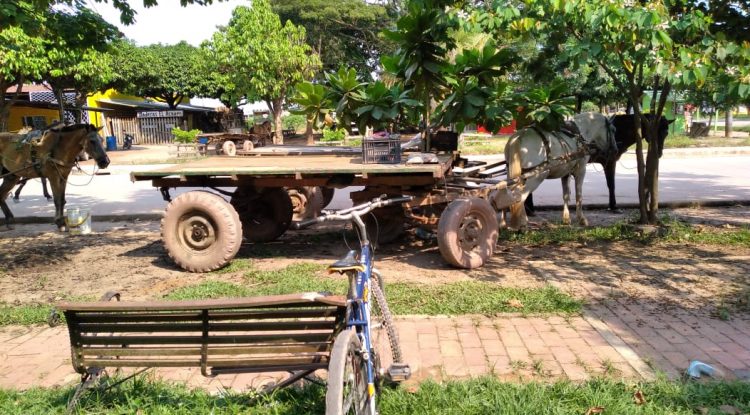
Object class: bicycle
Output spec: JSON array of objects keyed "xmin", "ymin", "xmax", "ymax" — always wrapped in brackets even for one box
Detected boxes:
[{"xmin": 294, "ymin": 195, "xmax": 412, "ymax": 415}]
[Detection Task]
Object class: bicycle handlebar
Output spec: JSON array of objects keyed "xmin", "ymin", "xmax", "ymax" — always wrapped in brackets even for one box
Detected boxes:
[{"xmin": 291, "ymin": 195, "xmax": 413, "ymax": 230}]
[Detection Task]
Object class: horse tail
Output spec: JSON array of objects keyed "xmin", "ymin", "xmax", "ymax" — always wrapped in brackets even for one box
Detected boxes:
[{"xmin": 505, "ymin": 131, "xmax": 526, "ymax": 229}]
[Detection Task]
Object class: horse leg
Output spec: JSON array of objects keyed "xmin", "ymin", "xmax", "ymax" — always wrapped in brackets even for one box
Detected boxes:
[
  {"xmin": 48, "ymin": 176, "xmax": 67, "ymax": 231},
  {"xmin": 604, "ymin": 160, "xmax": 620, "ymax": 212},
  {"xmin": 41, "ymin": 177, "xmax": 52, "ymax": 201},
  {"xmin": 574, "ymin": 162, "xmax": 589, "ymax": 226},
  {"xmin": 561, "ymin": 175, "xmax": 571, "ymax": 225},
  {"xmin": 0, "ymin": 175, "xmax": 21, "ymax": 229},
  {"xmin": 13, "ymin": 178, "xmax": 28, "ymax": 201}
]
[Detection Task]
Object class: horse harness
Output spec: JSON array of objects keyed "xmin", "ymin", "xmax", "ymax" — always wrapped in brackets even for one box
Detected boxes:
[{"xmin": 0, "ymin": 128, "xmax": 84, "ymax": 180}]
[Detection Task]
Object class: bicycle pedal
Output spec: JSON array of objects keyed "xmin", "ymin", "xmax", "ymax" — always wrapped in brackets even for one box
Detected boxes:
[{"xmin": 386, "ymin": 363, "xmax": 411, "ymax": 382}]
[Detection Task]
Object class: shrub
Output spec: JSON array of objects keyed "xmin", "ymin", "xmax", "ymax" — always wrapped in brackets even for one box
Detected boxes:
[
  {"xmin": 321, "ymin": 127, "xmax": 346, "ymax": 142},
  {"xmin": 171, "ymin": 127, "xmax": 201, "ymax": 144},
  {"xmin": 282, "ymin": 114, "xmax": 306, "ymax": 132}
]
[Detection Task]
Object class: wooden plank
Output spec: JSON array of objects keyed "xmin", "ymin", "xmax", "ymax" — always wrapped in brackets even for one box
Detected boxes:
[
  {"xmin": 78, "ymin": 332, "xmax": 335, "ymax": 345},
  {"xmin": 57, "ymin": 293, "xmax": 347, "ymax": 312},
  {"xmin": 83, "ymin": 343, "xmax": 332, "ymax": 357},
  {"xmin": 80, "ymin": 356, "xmax": 329, "ymax": 368},
  {"xmin": 74, "ymin": 308, "xmax": 342, "ymax": 323},
  {"xmin": 77, "ymin": 320, "xmax": 336, "ymax": 333},
  {"xmin": 130, "ymin": 154, "xmax": 452, "ymax": 181}
]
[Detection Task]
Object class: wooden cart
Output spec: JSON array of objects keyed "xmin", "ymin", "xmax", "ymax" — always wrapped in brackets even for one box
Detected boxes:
[{"xmin": 131, "ymin": 152, "xmax": 525, "ymax": 272}]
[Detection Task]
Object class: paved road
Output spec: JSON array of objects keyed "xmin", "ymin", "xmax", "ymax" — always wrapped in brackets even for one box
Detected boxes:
[{"xmin": 5, "ymin": 151, "xmax": 749, "ymax": 221}]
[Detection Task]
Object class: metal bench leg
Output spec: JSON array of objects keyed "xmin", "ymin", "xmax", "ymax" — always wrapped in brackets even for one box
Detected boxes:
[
  {"xmin": 66, "ymin": 368, "xmax": 105, "ymax": 414},
  {"xmin": 263, "ymin": 369, "xmax": 317, "ymax": 392}
]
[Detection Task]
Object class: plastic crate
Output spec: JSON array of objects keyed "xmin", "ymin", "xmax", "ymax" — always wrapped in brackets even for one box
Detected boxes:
[{"xmin": 362, "ymin": 135, "xmax": 401, "ymax": 164}]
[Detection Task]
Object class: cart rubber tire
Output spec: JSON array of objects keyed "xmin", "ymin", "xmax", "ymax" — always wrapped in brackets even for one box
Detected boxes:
[
  {"xmin": 321, "ymin": 187, "xmax": 335, "ymax": 208},
  {"xmin": 242, "ymin": 140, "xmax": 254, "ymax": 152},
  {"xmin": 366, "ymin": 206, "xmax": 405, "ymax": 246},
  {"xmin": 326, "ymin": 329, "xmax": 371, "ymax": 415},
  {"xmin": 231, "ymin": 187, "xmax": 293, "ymax": 242},
  {"xmin": 371, "ymin": 276, "xmax": 403, "ymax": 364},
  {"xmin": 437, "ymin": 197, "xmax": 498, "ymax": 269},
  {"xmin": 161, "ymin": 191, "xmax": 242, "ymax": 272},
  {"xmin": 222, "ymin": 140, "xmax": 237, "ymax": 156},
  {"xmin": 287, "ymin": 187, "xmax": 325, "ymax": 221}
]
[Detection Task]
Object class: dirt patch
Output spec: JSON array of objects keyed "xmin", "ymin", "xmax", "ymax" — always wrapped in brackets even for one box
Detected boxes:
[{"xmin": 0, "ymin": 207, "xmax": 747, "ymax": 319}]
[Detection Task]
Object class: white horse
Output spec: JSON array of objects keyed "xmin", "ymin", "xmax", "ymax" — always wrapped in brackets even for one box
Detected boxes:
[{"xmin": 504, "ymin": 112, "xmax": 617, "ymax": 229}]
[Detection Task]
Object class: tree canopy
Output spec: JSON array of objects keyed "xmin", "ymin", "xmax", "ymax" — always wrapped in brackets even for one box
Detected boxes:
[
  {"xmin": 206, "ymin": 0, "xmax": 321, "ymax": 143},
  {"xmin": 111, "ymin": 42, "xmax": 208, "ymax": 109},
  {"xmin": 271, "ymin": 0, "xmax": 393, "ymax": 75}
]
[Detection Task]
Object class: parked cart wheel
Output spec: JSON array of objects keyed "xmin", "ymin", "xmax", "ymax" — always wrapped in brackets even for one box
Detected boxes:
[
  {"xmin": 161, "ymin": 191, "xmax": 242, "ymax": 272},
  {"xmin": 287, "ymin": 186, "xmax": 325, "ymax": 221},
  {"xmin": 242, "ymin": 140, "xmax": 254, "ymax": 152},
  {"xmin": 326, "ymin": 329, "xmax": 370, "ymax": 415},
  {"xmin": 222, "ymin": 140, "xmax": 237, "ymax": 156},
  {"xmin": 231, "ymin": 187, "xmax": 293, "ymax": 242},
  {"xmin": 437, "ymin": 197, "xmax": 498, "ymax": 269},
  {"xmin": 367, "ymin": 206, "xmax": 405, "ymax": 246}
]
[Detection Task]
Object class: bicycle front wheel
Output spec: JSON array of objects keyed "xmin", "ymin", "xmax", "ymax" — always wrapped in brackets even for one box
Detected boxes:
[{"xmin": 326, "ymin": 329, "xmax": 371, "ymax": 415}]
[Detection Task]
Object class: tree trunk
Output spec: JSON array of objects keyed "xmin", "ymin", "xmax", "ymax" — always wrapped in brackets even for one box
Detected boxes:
[
  {"xmin": 305, "ymin": 118, "xmax": 314, "ymax": 145},
  {"xmin": 55, "ymin": 87, "xmax": 66, "ymax": 123},
  {"xmin": 724, "ymin": 108, "xmax": 732, "ymax": 138},
  {"xmin": 270, "ymin": 97, "xmax": 284, "ymax": 145},
  {"xmin": 0, "ymin": 79, "xmax": 23, "ymax": 132},
  {"xmin": 632, "ymin": 108, "xmax": 648, "ymax": 224}
]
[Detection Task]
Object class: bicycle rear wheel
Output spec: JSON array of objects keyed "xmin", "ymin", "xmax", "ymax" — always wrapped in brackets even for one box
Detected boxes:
[
  {"xmin": 326, "ymin": 329, "xmax": 370, "ymax": 415},
  {"xmin": 370, "ymin": 276, "xmax": 403, "ymax": 364}
]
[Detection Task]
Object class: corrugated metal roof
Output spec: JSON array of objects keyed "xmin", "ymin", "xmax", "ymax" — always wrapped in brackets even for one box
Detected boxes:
[{"xmin": 96, "ymin": 98, "xmax": 215, "ymax": 112}]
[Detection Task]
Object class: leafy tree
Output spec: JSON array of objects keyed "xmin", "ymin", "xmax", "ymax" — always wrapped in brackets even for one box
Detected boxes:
[
  {"xmin": 271, "ymin": 0, "xmax": 393, "ymax": 75},
  {"xmin": 0, "ymin": 25, "xmax": 48, "ymax": 131},
  {"xmin": 43, "ymin": 7, "xmax": 119, "ymax": 121},
  {"xmin": 289, "ymin": 82, "xmax": 331, "ymax": 144},
  {"xmin": 111, "ymin": 42, "xmax": 206, "ymax": 109},
  {"xmin": 382, "ymin": 0, "xmax": 458, "ymax": 149},
  {"xmin": 208, "ymin": 0, "xmax": 321, "ymax": 144}
]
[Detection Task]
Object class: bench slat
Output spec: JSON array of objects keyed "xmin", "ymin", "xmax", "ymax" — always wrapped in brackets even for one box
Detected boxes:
[
  {"xmin": 78, "ymin": 332, "xmax": 335, "ymax": 346},
  {"xmin": 76, "ymin": 320, "xmax": 336, "ymax": 333},
  {"xmin": 81, "ymin": 357, "xmax": 329, "ymax": 368},
  {"xmin": 82, "ymin": 343, "xmax": 332, "ymax": 357},
  {"xmin": 58, "ymin": 293, "xmax": 346, "ymax": 311},
  {"xmin": 73, "ymin": 308, "xmax": 341, "ymax": 323}
]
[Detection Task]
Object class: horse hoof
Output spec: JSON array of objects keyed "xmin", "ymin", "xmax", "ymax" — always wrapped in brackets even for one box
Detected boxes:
[
  {"xmin": 46, "ymin": 197, "xmax": 53, "ymax": 202},
  {"xmin": 608, "ymin": 208, "xmax": 623, "ymax": 214},
  {"xmin": 58, "ymin": 226, "xmax": 68, "ymax": 232},
  {"xmin": 12, "ymin": 198, "xmax": 19, "ymax": 204}
]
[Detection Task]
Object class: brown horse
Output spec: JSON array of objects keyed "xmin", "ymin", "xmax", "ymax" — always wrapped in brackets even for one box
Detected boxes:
[{"xmin": 0, "ymin": 124, "xmax": 110, "ymax": 230}]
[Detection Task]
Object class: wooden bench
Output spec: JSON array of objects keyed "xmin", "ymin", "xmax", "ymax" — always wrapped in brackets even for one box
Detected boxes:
[{"xmin": 55, "ymin": 291, "xmax": 347, "ymax": 410}]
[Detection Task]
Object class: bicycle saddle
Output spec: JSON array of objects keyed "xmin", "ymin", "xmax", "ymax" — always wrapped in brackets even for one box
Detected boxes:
[{"xmin": 328, "ymin": 250, "xmax": 365, "ymax": 274}]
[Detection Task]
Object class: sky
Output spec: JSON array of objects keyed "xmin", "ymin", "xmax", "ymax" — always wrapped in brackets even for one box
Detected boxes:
[
  {"xmin": 89, "ymin": 0, "xmax": 268, "ymax": 110},
  {"xmin": 89, "ymin": 0, "xmax": 248, "ymax": 46}
]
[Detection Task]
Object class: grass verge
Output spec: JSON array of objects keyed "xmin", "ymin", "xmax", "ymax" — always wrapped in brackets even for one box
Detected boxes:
[
  {"xmin": 0, "ymin": 303, "xmax": 53, "ymax": 326},
  {"xmin": 501, "ymin": 218, "xmax": 750, "ymax": 248},
  {"xmin": 165, "ymin": 263, "xmax": 582, "ymax": 315},
  {"xmin": 1, "ymin": 377, "xmax": 749, "ymax": 414}
]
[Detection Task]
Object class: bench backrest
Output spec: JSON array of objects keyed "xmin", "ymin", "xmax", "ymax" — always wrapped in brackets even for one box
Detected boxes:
[{"xmin": 57, "ymin": 293, "xmax": 347, "ymax": 376}]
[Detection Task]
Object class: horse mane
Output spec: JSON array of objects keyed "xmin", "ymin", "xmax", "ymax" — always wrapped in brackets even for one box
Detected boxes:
[{"xmin": 49, "ymin": 124, "xmax": 97, "ymax": 133}]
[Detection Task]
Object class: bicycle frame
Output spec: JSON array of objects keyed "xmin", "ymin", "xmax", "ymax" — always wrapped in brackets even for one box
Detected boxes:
[{"xmin": 345, "ymin": 214, "xmax": 378, "ymax": 413}]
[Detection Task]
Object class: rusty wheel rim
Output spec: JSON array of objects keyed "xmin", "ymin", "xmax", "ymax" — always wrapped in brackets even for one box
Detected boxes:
[
  {"xmin": 458, "ymin": 214, "xmax": 483, "ymax": 252},
  {"xmin": 178, "ymin": 213, "xmax": 216, "ymax": 251}
]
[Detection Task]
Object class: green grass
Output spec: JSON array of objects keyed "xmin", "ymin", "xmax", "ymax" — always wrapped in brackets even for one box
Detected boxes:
[
  {"xmin": 0, "ymin": 303, "xmax": 54, "ymax": 326},
  {"xmin": 501, "ymin": 219, "xmax": 750, "ymax": 248},
  {"xmin": 167, "ymin": 263, "xmax": 581, "ymax": 315},
  {"xmin": 2, "ymin": 377, "xmax": 750, "ymax": 414}
]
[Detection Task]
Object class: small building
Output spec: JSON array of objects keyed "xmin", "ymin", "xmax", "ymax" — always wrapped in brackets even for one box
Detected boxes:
[{"xmin": 88, "ymin": 90, "xmax": 220, "ymax": 145}]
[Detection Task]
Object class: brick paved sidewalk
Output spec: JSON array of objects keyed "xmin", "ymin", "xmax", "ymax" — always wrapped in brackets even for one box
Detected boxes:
[{"xmin": 0, "ymin": 314, "xmax": 652, "ymax": 392}]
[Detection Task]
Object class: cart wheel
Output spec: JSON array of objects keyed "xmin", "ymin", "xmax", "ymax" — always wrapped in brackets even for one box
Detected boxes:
[
  {"xmin": 321, "ymin": 187, "xmax": 335, "ymax": 209},
  {"xmin": 366, "ymin": 206, "xmax": 405, "ymax": 246},
  {"xmin": 161, "ymin": 191, "xmax": 242, "ymax": 272},
  {"xmin": 231, "ymin": 187, "xmax": 293, "ymax": 242},
  {"xmin": 242, "ymin": 140, "xmax": 254, "ymax": 152},
  {"xmin": 222, "ymin": 140, "xmax": 237, "ymax": 156},
  {"xmin": 326, "ymin": 329, "xmax": 371, "ymax": 415},
  {"xmin": 287, "ymin": 187, "xmax": 325, "ymax": 221},
  {"xmin": 437, "ymin": 197, "xmax": 498, "ymax": 269}
]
